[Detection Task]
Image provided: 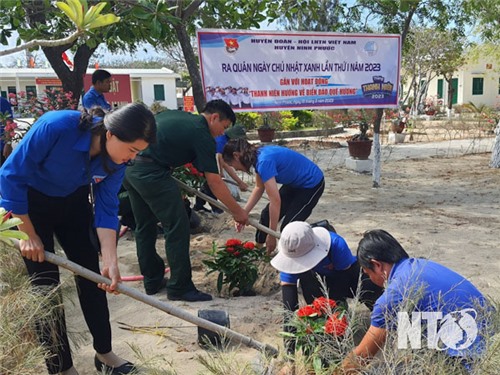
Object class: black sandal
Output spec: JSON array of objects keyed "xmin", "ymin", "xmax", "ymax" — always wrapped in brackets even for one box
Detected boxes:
[{"xmin": 94, "ymin": 355, "xmax": 136, "ymax": 374}]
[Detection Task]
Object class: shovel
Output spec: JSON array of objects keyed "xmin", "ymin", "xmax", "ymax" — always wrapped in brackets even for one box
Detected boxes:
[
  {"xmin": 174, "ymin": 177, "xmax": 280, "ymax": 239},
  {"xmin": 12, "ymin": 241, "xmax": 279, "ymax": 357}
]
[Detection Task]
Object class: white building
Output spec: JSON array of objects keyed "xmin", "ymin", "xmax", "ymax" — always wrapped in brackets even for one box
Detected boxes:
[
  {"xmin": 0, "ymin": 67, "xmax": 181, "ymax": 110},
  {"xmin": 405, "ymin": 58, "xmax": 499, "ymax": 110}
]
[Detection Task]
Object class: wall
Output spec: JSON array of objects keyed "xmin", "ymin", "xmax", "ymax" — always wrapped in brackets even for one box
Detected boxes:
[
  {"xmin": 140, "ymin": 76, "xmax": 178, "ymax": 109},
  {"xmin": 0, "ymin": 68, "xmax": 180, "ymax": 110},
  {"xmin": 401, "ymin": 58, "xmax": 499, "ymax": 109},
  {"xmin": 460, "ymin": 61, "xmax": 498, "ymax": 107}
]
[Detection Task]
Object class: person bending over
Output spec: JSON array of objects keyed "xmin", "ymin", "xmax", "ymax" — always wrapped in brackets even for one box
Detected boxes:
[{"xmin": 222, "ymin": 139, "xmax": 324, "ymax": 254}]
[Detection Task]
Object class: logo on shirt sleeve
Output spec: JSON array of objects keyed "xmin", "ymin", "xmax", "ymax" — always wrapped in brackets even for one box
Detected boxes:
[{"xmin": 92, "ymin": 175, "xmax": 106, "ymax": 184}]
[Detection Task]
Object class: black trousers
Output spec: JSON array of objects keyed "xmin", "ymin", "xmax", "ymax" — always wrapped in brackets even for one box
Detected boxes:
[
  {"xmin": 256, "ymin": 178, "xmax": 325, "ymax": 244},
  {"xmin": 298, "ymin": 260, "xmax": 383, "ymax": 310},
  {"xmin": 194, "ymin": 181, "xmax": 218, "ymax": 210},
  {"xmin": 24, "ymin": 186, "xmax": 112, "ymax": 374}
]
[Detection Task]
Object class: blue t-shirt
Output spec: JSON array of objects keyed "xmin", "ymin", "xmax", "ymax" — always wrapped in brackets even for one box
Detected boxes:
[
  {"xmin": 82, "ymin": 86, "xmax": 111, "ymax": 111},
  {"xmin": 371, "ymin": 258, "xmax": 487, "ymax": 359},
  {"xmin": 255, "ymin": 146, "xmax": 323, "ymax": 188},
  {"xmin": 280, "ymin": 231, "xmax": 357, "ymax": 283},
  {"xmin": 215, "ymin": 134, "xmax": 229, "ymax": 154},
  {"xmin": 0, "ymin": 97, "xmax": 14, "ymax": 153},
  {"xmin": 0, "ymin": 110, "xmax": 124, "ymax": 229}
]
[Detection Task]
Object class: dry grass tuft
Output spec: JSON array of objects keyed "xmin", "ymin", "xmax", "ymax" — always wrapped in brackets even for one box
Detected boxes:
[
  {"xmin": 194, "ymin": 275, "xmax": 500, "ymax": 375},
  {"xmin": 0, "ymin": 243, "xmax": 55, "ymax": 374}
]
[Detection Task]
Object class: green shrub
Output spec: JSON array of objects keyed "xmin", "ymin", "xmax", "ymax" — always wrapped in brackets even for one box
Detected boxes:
[
  {"xmin": 281, "ymin": 116, "xmax": 300, "ymax": 131},
  {"xmin": 235, "ymin": 112, "xmax": 261, "ymax": 130},
  {"xmin": 292, "ymin": 110, "xmax": 314, "ymax": 127}
]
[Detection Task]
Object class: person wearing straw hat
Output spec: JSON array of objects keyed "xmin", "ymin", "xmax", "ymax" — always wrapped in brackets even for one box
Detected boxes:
[{"xmin": 271, "ymin": 221, "xmax": 383, "ymax": 353}]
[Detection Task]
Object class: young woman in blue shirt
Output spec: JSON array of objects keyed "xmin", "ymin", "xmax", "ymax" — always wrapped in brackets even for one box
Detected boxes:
[
  {"xmin": 222, "ymin": 139, "xmax": 325, "ymax": 254},
  {"xmin": 338, "ymin": 229, "xmax": 489, "ymax": 374},
  {"xmin": 0, "ymin": 103, "xmax": 156, "ymax": 375}
]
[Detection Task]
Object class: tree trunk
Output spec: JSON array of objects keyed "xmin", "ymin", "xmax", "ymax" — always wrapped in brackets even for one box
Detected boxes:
[
  {"xmin": 372, "ymin": 108, "xmax": 384, "ymax": 188},
  {"xmin": 42, "ymin": 43, "xmax": 97, "ymax": 103},
  {"xmin": 490, "ymin": 120, "xmax": 500, "ymax": 168},
  {"xmin": 174, "ymin": 24, "xmax": 205, "ymax": 112},
  {"xmin": 26, "ymin": 1, "xmax": 95, "ymax": 104}
]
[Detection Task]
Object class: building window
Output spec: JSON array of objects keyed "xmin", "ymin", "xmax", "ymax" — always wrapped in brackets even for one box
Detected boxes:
[
  {"xmin": 26, "ymin": 85, "xmax": 37, "ymax": 97},
  {"xmin": 154, "ymin": 85, "xmax": 165, "ymax": 101},
  {"xmin": 437, "ymin": 79, "xmax": 443, "ymax": 99},
  {"xmin": 472, "ymin": 77, "xmax": 483, "ymax": 95},
  {"xmin": 7, "ymin": 86, "xmax": 17, "ymax": 106}
]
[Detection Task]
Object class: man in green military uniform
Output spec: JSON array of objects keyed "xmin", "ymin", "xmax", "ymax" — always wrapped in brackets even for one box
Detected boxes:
[{"xmin": 124, "ymin": 100, "xmax": 248, "ymax": 301}]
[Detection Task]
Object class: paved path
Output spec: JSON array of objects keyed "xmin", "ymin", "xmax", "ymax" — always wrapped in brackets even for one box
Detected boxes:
[{"xmin": 296, "ymin": 137, "xmax": 495, "ymax": 171}]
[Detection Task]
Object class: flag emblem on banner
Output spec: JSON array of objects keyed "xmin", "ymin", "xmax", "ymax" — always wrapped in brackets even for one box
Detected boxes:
[{"xmin": 224, "ymin": 38, "xmax": 239, "ymax": 53}]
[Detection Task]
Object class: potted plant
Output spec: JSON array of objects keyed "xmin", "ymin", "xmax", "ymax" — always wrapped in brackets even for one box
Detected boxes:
[
  {"xmin": 389, "ymin": 117, "xmax": 408, "ymax": 144},
  {"xmin": 347, "ymin": 121, "xmax": 372, "ymax": 159},
  {"xmin": 391, "ymin": 118, "xmax": 405, "ymax": 134},
  {"xmin": 257, "ymin": 115, "xmax": 276, "ymax": 143}
]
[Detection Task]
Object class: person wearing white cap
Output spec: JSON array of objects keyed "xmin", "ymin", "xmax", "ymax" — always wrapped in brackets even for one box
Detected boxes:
[
  {"xmin": 271, "ymin": 221, "xmax": 383, "ymax": 354},
  {"xmin": 222, "ymin": 139, "xmax": 325, "ymax": 254}
]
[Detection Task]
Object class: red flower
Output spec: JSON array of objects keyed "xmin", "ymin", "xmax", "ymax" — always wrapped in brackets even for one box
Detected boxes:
[
  {"xmin": 233, "ymin": 251, "xmax": 241, "ymax": 256},
  {"xmin": 313, "ymin": 297, "xmax": 336, "ymax": 315},
  {"xmin": 4, "ymin": 120, "xmax": 17, "ymax": 132},
  {"xmin": 226, "ymin": 238, "xmax": 242, "ymax": 247},
  {"xmin": 243, "ymin": 242, "xmax": 255, "ymax": 250},
  {"xmin": 1, "ymin": 210, "xmax": 12, "ymax": 223},
  {"xmin": 226, "ymin": 247, "xmax": 235, "ymax": 253},
  {"xmin": 324, "ymin": 312, "xmax": 348, "ymax": 336},
  {"xmin": 297, "ymin": 305, "xmax": 319, "ymax": 318}
]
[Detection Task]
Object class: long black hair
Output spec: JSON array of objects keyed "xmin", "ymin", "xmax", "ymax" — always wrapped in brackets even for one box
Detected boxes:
[
  {"xmin": 222, "ymin": 138, "xmax": 259, "ymax": 173},
  {"xmin": 357, "ymin": 229, "xmax": 410, "ymax": 270},
  {"xmin": 79, "ymin": 103, "xmax": 156, "ymax": 172}
]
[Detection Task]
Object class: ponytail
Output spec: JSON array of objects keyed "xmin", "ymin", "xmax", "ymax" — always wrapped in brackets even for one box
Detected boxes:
[{"xmin": 78, "ymin": 107, "xmax": 114, "ymax": 173}]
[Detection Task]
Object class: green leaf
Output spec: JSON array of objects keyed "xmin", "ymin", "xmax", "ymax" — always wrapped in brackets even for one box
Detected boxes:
[
  {"xmin": 0, "ymin": 217, "xmax": 23, "ymax": 230},
  {"xmin": 0, "ymin": 229, "xmax": 29, "ymax": 240}
]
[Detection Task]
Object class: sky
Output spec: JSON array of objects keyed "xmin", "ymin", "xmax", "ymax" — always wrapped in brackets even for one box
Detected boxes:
[{"xmin": 0, "ymin": 33, "xmax": 166, "ymax": 68}]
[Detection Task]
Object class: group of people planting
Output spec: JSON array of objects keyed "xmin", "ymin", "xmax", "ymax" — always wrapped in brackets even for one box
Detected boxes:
[{"xmin": 0, "ymin": 71, "xmax": 491, "ymax": 374}]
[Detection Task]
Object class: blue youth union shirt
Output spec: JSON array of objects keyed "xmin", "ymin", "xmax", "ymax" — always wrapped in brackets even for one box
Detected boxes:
[
  {"xmin": 0, "ymin": 110, "xmax": 124, "ymax": 229},
  {"xmin": 215, "ymin": 134, "xmax": 229, "ymax": 154},
  {"xmin": 255, "ymin": 146, "xmax": 323, "ymax": 188},
  {"xmin": 82, "ymin": 86, "xmax": 111, "ymax": 111},
  {"xmin": 371, "ymin": 258, "xmax": 487, "ymax": 359},
  {"xmin": 280, "ymin": 232, "xmax": 357, "ymax": 283}
]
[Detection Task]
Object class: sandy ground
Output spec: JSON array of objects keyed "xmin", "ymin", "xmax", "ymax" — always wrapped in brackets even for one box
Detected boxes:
[{"xmin": 64, "ymin": 133, "xmax": 500, "ymax": 375}]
